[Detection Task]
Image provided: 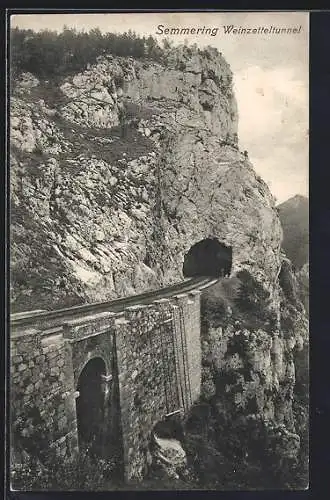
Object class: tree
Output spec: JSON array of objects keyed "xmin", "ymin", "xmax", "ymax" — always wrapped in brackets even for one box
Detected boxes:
[
  {"xmin": 10, "ymin": 27, "xmax": 167, "ymax": 80},
  {"xmin": 162, "ymin": 38, "xmax": 173, "ymax": 50}
]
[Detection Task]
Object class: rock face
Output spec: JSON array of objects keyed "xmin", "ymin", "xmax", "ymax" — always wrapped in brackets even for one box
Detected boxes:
[
  {"xmin": 10, "ymin": 44, "xmax": 308, "ymax": 486},
  {"xmin": 200, "ymin": 259, "xmax": 308, "ymax": 425},
  {"xmin": 296, "ymin": 263, "xmax": 309, "ymax": 315},
  {"xmin": 186, "ymin": 257, "xmax": 308, "ymax": 488},
  {"xmin": 149, "ymin": 433, "xmax": 187, "ymax": 480},
  {"xmin": 278, "ymin": 195, "xmax": 309, "ymax": 270},
  {"xmin": 10, "ymin": 46, "xmax": 280, "ymax": 311}
]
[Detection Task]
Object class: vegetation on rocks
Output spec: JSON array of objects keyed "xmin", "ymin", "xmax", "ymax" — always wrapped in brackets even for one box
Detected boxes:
[
  {"xmin": 11, "ymin": 450, "xmax": 118, "ymax": 491},
  {"xmin": 11, "ymin": 403, "xmax": 118, "ymax": 491},
  {"xmin": 182, "ymin": 402, "xmax": 305, "ymax": 490},
  {"xmin": 201, "ymin": 270, "xmax": 278, "ymax": 334},
  {"xmin": 196, "ymin": 259, "xmax": 308, "ymax": 490},
  {"xmin": 11, "ymin": 27, "xmax": 227, "ymax": 84},
  {"xmin": 10, "ymin": 28, "xmax": 246, "ymax": 311},
  {"xmin": 10, "ymin": 29, "xmax": 308, "ymax": 490},
  {"xmin": 11, "ymin": 27, "xmax": 164, "ymax": 81}
]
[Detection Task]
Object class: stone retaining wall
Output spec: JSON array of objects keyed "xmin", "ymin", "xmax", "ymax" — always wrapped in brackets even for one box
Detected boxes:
[{"xmin": 10, "ymin": 290, "xmax": 203, "ymax": 483}]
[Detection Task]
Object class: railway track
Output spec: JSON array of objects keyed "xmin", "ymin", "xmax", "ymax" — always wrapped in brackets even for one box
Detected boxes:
[{"xmin": 10, "ymin": 276, "xmax": 218, "ymax": 328}]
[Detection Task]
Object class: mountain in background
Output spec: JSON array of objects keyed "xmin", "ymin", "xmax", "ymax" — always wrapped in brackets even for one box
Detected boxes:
[{"xmin": 277, "ymin": 194, "xmax": 309, "ymax": 270}]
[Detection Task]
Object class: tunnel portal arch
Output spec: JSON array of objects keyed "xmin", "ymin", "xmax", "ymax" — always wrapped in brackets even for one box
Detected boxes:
[
  {"xmin": 183, "ymin": 238, "xmax": 232, "ymax": 278},
  {"xmin": 76, "ymin": 357, "xmax": 106, "ymax": 455}
]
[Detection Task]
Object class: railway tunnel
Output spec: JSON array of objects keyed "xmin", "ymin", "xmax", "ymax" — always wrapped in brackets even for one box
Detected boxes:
[{"xmin": 183, "ymin": 238, "xmax": 232, "ymax": 278}]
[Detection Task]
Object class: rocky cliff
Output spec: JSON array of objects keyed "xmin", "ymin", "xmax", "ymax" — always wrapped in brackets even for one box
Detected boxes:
[
  {"xmin": 10, "ymin": 45, "xmax": 280, "ymax": 311},
  {"xmin": 278, "ymin": 195, "xmax": 309, "ymax": 270},
  {"xmin": 10, "ymin": 43, "xmax": 308, "ymax": 488},
  {"xmin": 278, "ymin": 195, "xmax": 309, "ymax": 315},
  {"xmin": 186, "ymin": 254, "xmax": 308, "ymax": 489}
]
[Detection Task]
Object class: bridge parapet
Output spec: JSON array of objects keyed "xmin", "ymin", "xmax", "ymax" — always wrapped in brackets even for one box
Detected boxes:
[{"xmin": 62, "ymin": 311, "xmax": 116, "ymax": 342}]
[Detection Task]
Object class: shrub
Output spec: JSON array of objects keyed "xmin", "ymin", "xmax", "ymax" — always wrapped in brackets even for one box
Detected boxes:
[
  {"xmin": 183, "ymin": 404, "xmax": 305, "ymax": 490},
  {"xmin": 11, "ymin": 402, "xmax": 119, "ymax": 491},
  {"xmin": 11, "ymin": 450, "xmax": 117, "ymax": 491},
  {"xmin": 201, "ymin": 277, "xmax": 240, "ymax": 329},
  {"xmin": 234, "ymin": 270, "xmax": 278, "ymax": 333},
  {"xmin": 201, "ymin": 272, "xmax": 277, "ymax": 334}
]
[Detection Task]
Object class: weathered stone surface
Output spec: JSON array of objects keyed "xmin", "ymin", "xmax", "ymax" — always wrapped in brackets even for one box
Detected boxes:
[
  {"xmin": 150, "ymin": 433, "xmax": 187, "ymax": 480},
  {"xmin": 10, "ymin": 329, "xmax": 78, "ymax": 465},
  {"xmin": 10, "ymin": 45, "xmax": 279, "ymax": 312},
  {"xmin": 11, "ymin": 292, "xmax": 201, "ymax": 483}
]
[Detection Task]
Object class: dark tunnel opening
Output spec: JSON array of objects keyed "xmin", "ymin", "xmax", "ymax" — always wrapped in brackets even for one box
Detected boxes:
[
  {"xmin": 183, "ymin": 238, "xmax": 232, "ymax": 278},
  {"xmin": 153, "ymin": 417, "xmax": 185, "ymax": 442},
  {"xmin": 76, "ymin": 357, "xmax": 106, "ymax": 455}
]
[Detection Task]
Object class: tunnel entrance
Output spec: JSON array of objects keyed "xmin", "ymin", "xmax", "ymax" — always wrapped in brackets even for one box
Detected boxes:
[
  {"xmin": 76, "ymin": 357, "xmax": 106, "ymax": 456},
  {"xmin": 183, "ymin": 238, "xmax": 232, "ymax": 278}
]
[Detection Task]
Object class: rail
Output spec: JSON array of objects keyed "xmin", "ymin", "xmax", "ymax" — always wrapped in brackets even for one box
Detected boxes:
[{"xmin": 10, "ymin": 276, "xmax": 218, "ymax": 328}]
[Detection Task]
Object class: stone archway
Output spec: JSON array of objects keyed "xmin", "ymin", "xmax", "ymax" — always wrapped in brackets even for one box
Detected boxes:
[
  {"xmin": 76, "ymin": 357, "xmax": 106, "ymax": 456},
  {"xmin": 183, "ymin": 238, "xmax": 232, "ymax": 278}
]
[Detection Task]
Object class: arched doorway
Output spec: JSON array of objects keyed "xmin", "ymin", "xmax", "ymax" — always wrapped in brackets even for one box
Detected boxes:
[
  {"xmin": 76, "ymin": 357, "xmax": 106, "ymax": 456},
  {"xmin": 183, "ymin": 238, "xmax": 232, "ymax": 278}
]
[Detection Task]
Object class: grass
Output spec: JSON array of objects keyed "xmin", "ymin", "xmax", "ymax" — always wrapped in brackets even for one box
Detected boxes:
[{"xmin": 21, "ymin": 81, "xmax": 71, "ymax": 109}]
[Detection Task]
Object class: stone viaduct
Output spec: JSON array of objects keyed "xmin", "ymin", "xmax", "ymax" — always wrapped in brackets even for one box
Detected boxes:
[{"xmin": 10, "ymin": 238, "xmax": 232, "ymax": 483}]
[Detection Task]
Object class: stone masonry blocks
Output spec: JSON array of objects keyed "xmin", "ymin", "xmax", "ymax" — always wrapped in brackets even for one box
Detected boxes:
[{"xmin": 11, "ymin": 289, "xmax": 203, "ymax": 484}]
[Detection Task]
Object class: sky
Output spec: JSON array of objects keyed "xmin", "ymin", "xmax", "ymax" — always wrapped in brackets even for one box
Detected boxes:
[{"xmin": 11, "ymin": 11, "xmax": 309, "ymax": 204}]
